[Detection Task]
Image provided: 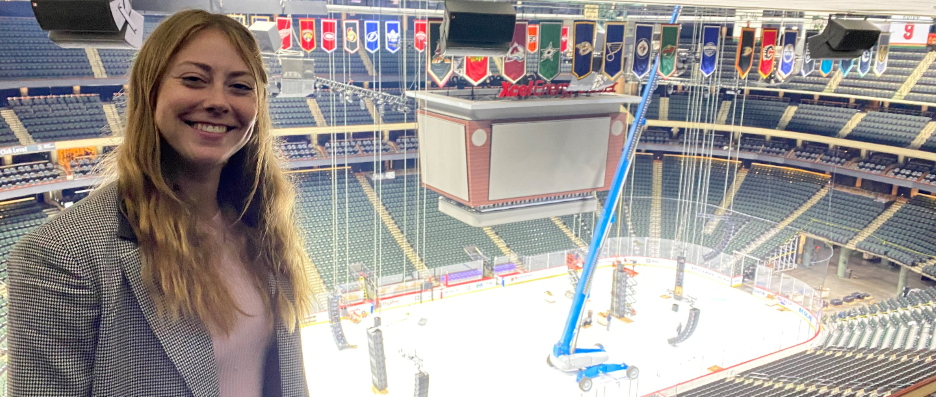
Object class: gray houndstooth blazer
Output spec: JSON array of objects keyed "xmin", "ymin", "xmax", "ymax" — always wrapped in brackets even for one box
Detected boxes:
[{"xmin": 7, "ymin": 183, "xmax": 310, "ymax": 397}]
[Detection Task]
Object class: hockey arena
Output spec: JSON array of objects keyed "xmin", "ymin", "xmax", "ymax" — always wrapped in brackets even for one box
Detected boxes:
[{"xmin": 1, "ymin": 0, "xmax": 936, "ymax": 396}]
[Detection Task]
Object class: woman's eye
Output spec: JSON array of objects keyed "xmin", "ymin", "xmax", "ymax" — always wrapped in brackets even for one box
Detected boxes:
[
  {"xmin": 232, "ymin": 83, "xmax": 253, "ymax": 91},
  {"xmin": 182, "ymin": 76, "xmax": 204, "ymax": 83}
]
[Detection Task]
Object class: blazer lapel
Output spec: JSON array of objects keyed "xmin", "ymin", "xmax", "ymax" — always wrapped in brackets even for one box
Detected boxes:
[{"xmin": 117, "ymin": 239, "xmax": 220, "ymax": 397}]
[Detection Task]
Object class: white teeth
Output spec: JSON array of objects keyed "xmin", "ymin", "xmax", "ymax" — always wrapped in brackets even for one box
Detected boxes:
[{"xmin": 193, "ymin": 123, "xmax": 228, "ymax": 134}]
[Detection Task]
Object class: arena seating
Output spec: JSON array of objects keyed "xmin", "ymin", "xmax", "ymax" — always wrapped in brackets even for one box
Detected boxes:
[
  {"xmin": 856, "ymin": 152, "xmax": 898, "ymax": 174},
  {"xmin": 784, "ymin": 74, "xmax": 831, "ymax": 92},
  {"xmin": 621, "ymin": 154, "xmax": 654, "ymax": 238},
  {"xmin": 660, "ymin": 155, "xmax": 729, "ymax": 241},
  {"xmin": 847, "ymin": 111, "xmax": 931, "ymax": 147},
  {"xmin": 68, "ymin": 156, "xmax": 101, "ymax": 178},
  {"xmin": 887, "ymin": 159, "xmax": 932, "ymax": 181},
  {"xmin": 377, "ymin": 175, "xmax": 501, "ymax": 268},
  {"xmin": 792, "ymin": 143, "xmax": 827, "ymax": 161},
  {"xmin": 858, "ymin": 195, "xmax": 936, "ymax": 266},
  {"xmin": 316, "ymin": 92, "xmax": 375, "ymax": 125},
  {"xmin": 0, "ymin": 116, "xmax": 20, "ymax": 147},
  {"xmin": 0, "ymin": 17, "xmax": 94, "ymax": 80},
  {"xmin": 639, "ymin": 127, "xmax": 671, "ymax": 144},
  {"xmin": 395, "ymin": 135, "xmax": 417, "ymax": 152},
  {"xmin": 278, "ymin": 140, "xmax": 318, "ymax": 161},
  {"xmin": 645, "ymin": 95, "xmax": 661, "ymax": 120},
  {"xmin": 0, "ymin": 162, "xmax": 63, "ymax": 190},
  {"xmin": 323, "ymin": 139, "xmax": 362, "ymax": 157},
  {"xmin": 0, "ymin": 199, "xmax": 48, "ymax": 282},
  {"xmin": 666, "ymin": 94, "xmax": 692, "ymax": 122},
  {"xmin": 97, "ymin": 17, "xmax": 163, "ymax": 77},
  {"xmin": 492, "ymin": 217, "xmax": 577, "ymax": 257},
  {"xmin": 725, "ymin": 97, "xmax": 788, "ymax": 129},
  {"xmin": 785, "ymin": 103, "xmax": 859, "ymax": 137},
  {"xmin": 268, "ymin": 97, "xmax": 317, "ymax": 128},
  {"xmin": 739, "ymin": 135, "xmax": 791, "ymax": 156},
  {"xmin": 818, "ymin": 147, "xmax": 858, "ymax": 167},
  {"xmin": 906, "ymin": 60, "xmax": 936, "ymax": 102},
  {"xmin": 8, "ymin": 95, "xmax": 109, "ymax": 142},
  {"xmin": 292, "ymin": 169, "xmax": 414, "ymax": 287}
]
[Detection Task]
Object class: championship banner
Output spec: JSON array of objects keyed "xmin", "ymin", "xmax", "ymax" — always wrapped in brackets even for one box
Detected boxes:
[
  {"xmin": 364, "ymin": 20, "xmax": 379, "ymax": 53},
  {"xmin": 527, "ymin": 24, "xmax": 539, "ymax": 53},
  {"xmin": 800, "ymin": 31, "xmax": 816, "ymax": 77},
  {"xmin": 840, "ymin": 58, "xmax": 855, "ymax": 78},
  {"xmin": 251, "ymin": 15, "xmax": 270, "ymax": 24},
  {"xmin": 572, "ymin": 21, "xmax": 596, "ymax": 79},
  {"xmin": 631, "ymin": 23, "xmax": 654, "ymax": 79},
  {"xmin": 385, "ymin": 21, "xmax": 401, "ymax": 53},
  {"xmin": 321, "ymin": 19, "xmax": 337, "ymax": 53},
  {"xmin": 276, "ymin": 17, "xmax": 292, "ymax": 50},
  {"xmin": 602, "ymin": 22, "xmax": 625, "ymax": 80},
  {"xmin": 658, "ymin": 24, "xmax": 680, "ymax": 79},
  {"xmin": 343, "ymin": 20, "xmax": 360, "ymax": 54},
  {"xmin": 736, "ymin": 27, "xmax": 756, "ymax": 79},
  {"xmin": 503, "ymin": 22, "xmax": 527, "ymax": 84},
  {"xmin": 777, "ymin": 30, "xmax": 797, "ymax": 79},
  {"xmin": 298, "ymin": 18, "xmax": 316, "ymax": 52},
  {"xmin": 538, "ymin": 22, "xmax": 562, "ymax": 81},
  {"xmin": 758, "ymin": 28, "xmax": 777, "ymax": 79},
  {"xmin": 427, "ymin": 20, "xmax": 454, "ymax": 87},
  {"xmin": 463, "ymin": 57, "xmax": 490, "ymax": 85},
  {"xmin": 561, "ymin": 25, "xmax": 570, "ymax": 52},
  {"xmin": 414, "ymin": 20, "xmax": 427, "ymax": 52},
  {"xmin": 874, "ymin": 33, "xmax": 890, "ymax": 77},
  {"xmin": 699, "ymin": 25, "xmax": 719, "ymax": 77},
  {"xmin": 857, "ymin": 49, "xmax": 872, "ymax": 77},
  {"xmin": 819, "ymin": 59, "xmax": 833, "ymax": 77},
  {"xmin": 227, "ymin": 14, "xmax": 246, "ymax": 26}
]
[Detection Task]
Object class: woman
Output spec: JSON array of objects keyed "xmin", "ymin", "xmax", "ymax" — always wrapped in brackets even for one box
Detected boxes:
[{"xmin": 7, "ymin": 10, "xmax": 313, "ymax": 397}]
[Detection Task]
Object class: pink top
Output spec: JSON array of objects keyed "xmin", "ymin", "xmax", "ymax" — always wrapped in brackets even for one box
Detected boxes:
[{"xmin": 205, "ymin": 212, "xmax": 274, "ymax": 397}]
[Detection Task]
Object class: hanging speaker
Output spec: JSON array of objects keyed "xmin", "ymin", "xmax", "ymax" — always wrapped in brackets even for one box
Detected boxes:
[
  {"xmin": 249, "ymin": 21, "xmax": 280, "ymax": 54},
  {"xmin": 33, "ymin": 0, "xmax": 144, "ymax": 49},
  {"xmin": 414, "ymin": 372, "xmax": 430, "ymax": 397},
  {"xmin": 807, "ymin": 19, "xmax": 881, "ymax": 59},
  {"xmin": 367, "ymin": 328, "xmax": 389, "ymax": 393},
  {"xmin": 441, "ymin": 0, "xmax": 516, "ymax": 57}
]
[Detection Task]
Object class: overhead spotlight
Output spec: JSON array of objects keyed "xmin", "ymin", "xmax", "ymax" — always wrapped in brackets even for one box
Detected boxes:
[
  {"xmin": 360, "ymin": 98, "xmax": 366, "ymax": 110},
  {"xmin": 379, "ymin": 103, "xmax": 386, "ymax": 113}
]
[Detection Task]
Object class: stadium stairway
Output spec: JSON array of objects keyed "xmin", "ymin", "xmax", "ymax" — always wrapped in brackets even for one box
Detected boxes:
[
  {"xmin": 364, "ymin": 98, "xmax": 382, "ymax": 125},
  {"xmin": 658, "ymin": 97, "xmax": 669, "ymax": 121},
  {"xmin": 84, "ymin": 48, "xmax": 107, "ymax": 78},
  {"xmin": 846, "ymin": 201, "xmax": 906, "ymax": 249},
  {"xmin": 0, "ymin": 109, "xmax": 32, "ymax": 145},
  {"xmin": 836, "ymin": 112, "xmax": 867, "ymax": 139},
  {"xmin": 739, "ymin": 185, "xmax": 830, "ymax": 256},
  {"xmin": 822, "ymin": 69, "xmax": 844, "ymax": 93},
  {"xmin": 102, "ymin": 103, "xmax": 122, "ymax": 135},
  {"xmin": 354, "ymin": 174, "xmax": 430, "ymax": 278},
  {"xmin": 909, "ymin": 121, "xmax": 936, "ymax": 150},
  {"xmin": 715, "ymin": 100, "xmax": 732, "ymax": 125},
  {"xmin": 894, "ymin": 51, "xmax": 936, "ymax": 100},
  {"xmin": 703, "ymin": 167, "xmax": 748, "ymax": 234},
  {"xmin": 776, "ymin": 105, "xmax": 797, "ymax": 130},
  {"xmin": 649, "ymin": 159, "xmax": 663, "ymax": 242},
  {"xmin": 550, "ymin": 217, "xmax": 587, "ymax": 248},
  {"xmin": 357, "ymin": 50, "xmax": 376, "ymax": 76},
  {"xmin": 481, "ymin": 227, "xmax": 523, "ymax": 271},
  {"xmin": 306, "ymin": 98, "xmax": 328, "ymax": 127}
]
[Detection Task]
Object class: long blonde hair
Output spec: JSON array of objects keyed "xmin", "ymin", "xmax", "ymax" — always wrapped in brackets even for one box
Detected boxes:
[{"xmin": 108, "ymin": 9, "xmax": 311, "ymax": 334}]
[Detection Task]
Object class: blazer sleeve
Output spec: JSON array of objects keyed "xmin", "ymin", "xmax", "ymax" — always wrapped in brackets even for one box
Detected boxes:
[{"xmin": 7, "ymin": 229, "xmax": 100, "ymax": 396}]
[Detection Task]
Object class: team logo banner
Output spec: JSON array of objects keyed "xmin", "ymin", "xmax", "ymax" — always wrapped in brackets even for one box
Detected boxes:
[
  {"xmin": 527, "ymin": 24, "xmax": 539, "ymax": 53},
  {"xmin": 386, "ymin": 21, "xmax": 401, "ymax": 53},
  {"xmin": 631, "ymin": 23, "xmax": 654, "ymax": 79},
  {"xmin": 538, "ymin": 22, "xmax": 562, "ymax": 81},
  {"xmin": 874, "ymin": 32, "xmax": 890, "ymax": 77},
  {"xmin": 758, "ymin": 28, "xmax": 777, "ymax": 79},
  {"xmin": 414, "ymin": 20, "xmax": 427, "ymax": 52},
  {"xmin": 840, "ymin": 58, "xmax": 855, "ymax": 78},
  {"xmin": 364, "ymin": 20, "xmax": 379, "ymax": 53},
  {"xmin": 658, "ymin": 24, "xmax": 680, "ymax": 79},
  {"xmin": 777, "ymin": 30, "xmax": 797, "ymax": 79},
  {"xmin": 561, "ymin": 25, "xmax": 570, "ymax": 52},
  {"xmin": 228, "ymin": 14, "xmax": 246, "ymax": 26},
  {"xmin": 464, "ymin": 57, "xmax": 490, "ymax": 85},
  {"xmin": 344, "ymin": 20, "xmax": 360, "ymax": 54},
  {"xmin": 857, "ymin": 49, "xmax": 872, "ymax": 77},
  {"xmin": 819, "ymin": 59, "xmax": 833, "ymax": 77},
  {"xmin": 321, "ymin": 19, "xmax": 337, "ymax": 53},
  {"xmin": 299, "ymin": 18, "xmax": 316, "ymax": 52},
  {"xmin": 427, "ymin": 20, "xmax": 454, "ymax": 87},
  {"xmin": 573, "ymin": 21, "xmax": 596, "ymax": 79},
  {"xmin": 602, "ymin": 22, "xmax": 625, "ymax": 80},
  {"xmin": 251, "ymin": 15, "xmax": 270, "ymax": 24},
  {"xmin": 801, "ymin": 31, "xmax": 816, "ymax": 77},
  {"xmin": 700, "ymin": 25, "xmax": 719, "ymax": 77},
  {"xmin": 276, "ymin": 17, "xmax": 292, "ymax": 50},
  {"xmin": 503, "ymin": 22, "xmax": 527, "ymax": 84},
  {"xmin": 736, "ymin": 28, "xmax": 756, "ymax": 79}
]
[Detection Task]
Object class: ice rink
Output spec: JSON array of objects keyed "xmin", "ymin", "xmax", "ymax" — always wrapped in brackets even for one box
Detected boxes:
[{"xmin": 300, "ymin": 263, "xmax": 817, "ymax": 397}]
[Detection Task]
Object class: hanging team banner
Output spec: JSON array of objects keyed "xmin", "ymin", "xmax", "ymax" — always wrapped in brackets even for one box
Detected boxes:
[
  {"xmin": 251, "ymin": 15, "xmax": 270, "ymax": 24},
  {"xmin": 572, "ymin": 21, "xmax": 596, "ymax": 79},
  {"xmin": 503, "ymin": 22, "xmax": 528, "ymax": 84},
  {"xmin": 344, "ymin": 20, "xmax": 360, "ymax": 54},
  {"xmin": 819, "ymin": 59, "xmax": 833, "ymax": 77},
  {"xmin": 427, "ymin": 20, "xmax": 454, "ymax": 87},
  {"xmin": 874, "ymin": 33, "xmax": 890, "ymax": 77},
  {"xmin": 857, "ymin": 49, "xmax": 872, "ymax": 77},
  {"xmin": 631, "ymin": 24, "xmax": 654, "ymax": 79},
  {"xmin": 527, "ymin": 24, "xmax": 539, "ymax": 53},
  {"xmin": 736, "ymin": 28, "xmax": 756, "ymax": 79},
  {"xmin": 363, "ymin": 20, "xmax": 380, "ymax": 53},
  {"xmin": 276, "ymin": 17, "xmax": 292, "ymax": 50},
  {"xmin": 800, "ymin": 31, "xmax": 816, "ymax": 77},
  {"xmin": 463, "ymin": 57, "xmax": 490, "ymax": 85},
  {"xmin": 840, "ymin": 58, "xmax": 855, "ymax": 78},
  {"xmin": 227, "ymin": 14, "xmax": 246, "ymax": 26},
  {"xmin": 321, "ymin": 19, "xmax": 337, "ymax": 53},
  {"xmin": 758, "ymin": 28, "xmax": 777, "ymax": 79},
  {"xmin": 298, "ymin": 18, "xmax": 316, "ymax": 52},
  {"xmin": 602, "ymin": 22, "xmax": 626, "ymax": 80},
  {"xmin": 385, "ymin": 21, "xmax": 401, "ymax": 53},
  {"xmin": 414, "ymin": 20, "xmax": 427, "ymax": 52},
  {"xmin": 561, "ymin": 25, "xmax": 570, "ymax": 52},
  {"xmin": 538, "ymin": 21, "xmax": 562, "ymax": 81},
  {"xmin": 658, "ymin": 24, "xmax": 680, "ymax": 79},
  {"xmin": 699, "ymin": 25, "xmax": 719, "ymax": 77},
  {"xmin": 777, "ymin": 30, "xmax": 797, "ymax": 80}
]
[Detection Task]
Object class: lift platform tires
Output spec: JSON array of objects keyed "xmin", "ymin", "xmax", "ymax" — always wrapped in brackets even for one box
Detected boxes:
[
  {"xmin": 626, "ymin": 366, "xmax": 639, "ymax": 380},
  {"xmin": 579, "ymin": 377, "xmax": 593, "ymax": 392}
]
